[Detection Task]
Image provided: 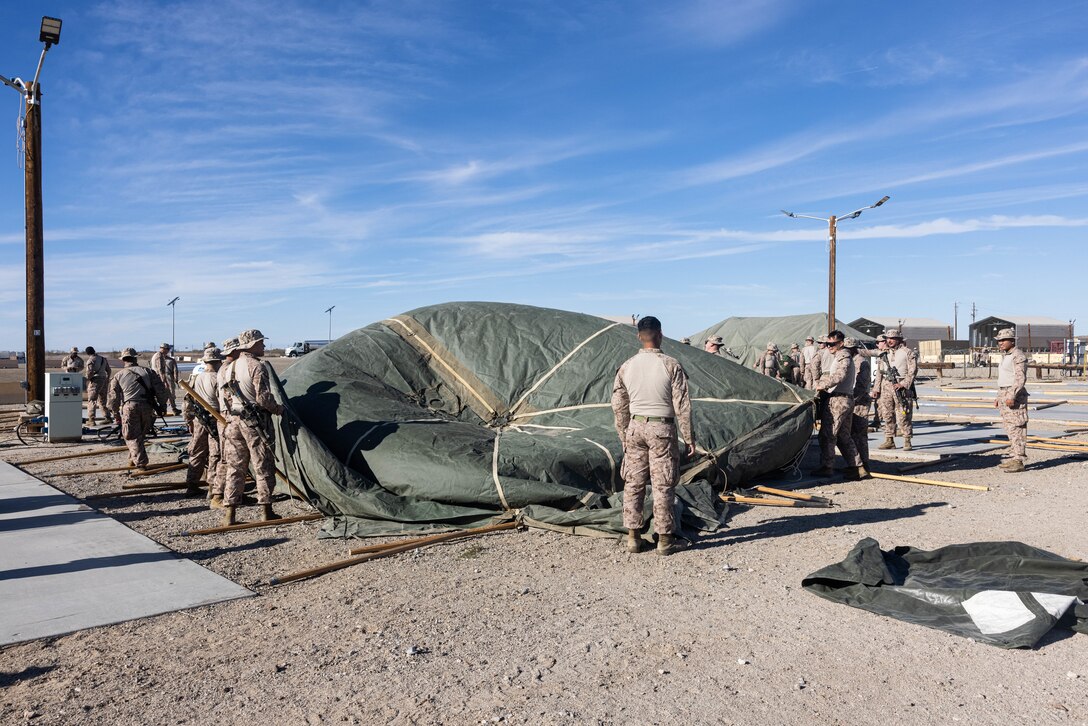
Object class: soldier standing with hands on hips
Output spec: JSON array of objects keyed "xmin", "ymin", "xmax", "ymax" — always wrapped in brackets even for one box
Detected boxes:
[
  {"xmin": 994, "ymin": 328, "xmax": 1028, "ymax": 473},
  {"xmin": 612, "ymin": 316, "xmax": 695, "ymax": 556}
]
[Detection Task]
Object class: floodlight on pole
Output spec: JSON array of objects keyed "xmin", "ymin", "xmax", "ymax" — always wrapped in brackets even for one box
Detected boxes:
[
  {"xmin": 780, "ymin": 195, "xmax": 890, "ymax": 333},
  {"xmin": 0, "ymin": 17, "xmax": 63, "ymax": 409},
  {"xmin": 325, "ymin": 305, "xmax": 336, "ymax": 344},
  {"xmin": 167, "ymin": 297, "xmax": 180, "ymax": 352}
]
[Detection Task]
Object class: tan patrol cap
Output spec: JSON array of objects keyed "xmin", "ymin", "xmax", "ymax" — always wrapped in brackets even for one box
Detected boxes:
[
  {"xmin": 884, "ymin": 329, "xmax": 903, "ymax": 339},
  {"xmin": 804, "ymin": 336, "xmax": 815, "ymax": 343},
  {"xmin": 816, "ymin": 335, "xmax": 829, "ymax": 344},
  {"xmin": 121, "ymin": 347, "xmax": 138, "ymax": 361},
  {"xmin": 994, "ymin": 328, "xmax": 1016, "ymax": 341},
  {"xmin": 202, "ymin": 347, "xmax": 223, "ymax": 363}
]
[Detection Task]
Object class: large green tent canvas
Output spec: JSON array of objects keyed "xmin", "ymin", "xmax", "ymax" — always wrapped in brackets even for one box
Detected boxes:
[
  {"xmin": 690, "ymin": 313, "xmax": 874, "ymax": 367},
  {"xmin": 270, "ymin": 303, "xmax": 814, "ymax": 538}
]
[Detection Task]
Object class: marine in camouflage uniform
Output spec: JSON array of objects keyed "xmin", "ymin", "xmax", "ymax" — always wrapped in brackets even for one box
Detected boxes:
[
  {"xmin": 107, "ymin": 348, "xmax": 168, "ymax": 468},
  {"xmin": 845, "ymin": 338, "xmax": 872, "ymax": 467},
  {"xmin": 754, "ymin": 342, "xmax": 781, "ymax": 378},
  {"xmin": 789, "ymin": 344, "xmax": 804, "ymax": 385},
  {"xmin": 994, "ymin": 328, "xmax": 1028, "ymax": 473},
  {"xmin": 801, "ymin": 336, "xmax": 817, "ymax": 388},
  {"xmin": 183, "ymin": 347, "xmax": 223, "ymax": 498},
  {"xmin": 612, "ymin": 316, "xmax": 695, "ymax": 556},
  {"xmin": 875, "ymin": 329, "xmax": 918, "ymax": 451},
  {"xmin": 209, "ymin": 338, "xmax": 240, "ymax": 509},
  {"xmin": 61, "ymin": 347, "xmax": 84, "ymax": 373},
  {"xmin": 84, "ymin": 346, "xmax": 113, "ymax": 425},
  {"xmin": 219, "ymin": 329, "xmax": 284, "ymax": 524},
  {"xmin": 812, "ymin": 331, "xmax": 868, "ymax": 480},
  {"xmin": 150, "ymin": 343, "xmax": 181, "ymax": 416}
]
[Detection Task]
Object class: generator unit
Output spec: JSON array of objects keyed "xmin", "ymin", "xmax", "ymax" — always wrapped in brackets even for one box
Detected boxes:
[{"xmin": 45, "ymin": 372, "xmax": 83, "ymax": 442}]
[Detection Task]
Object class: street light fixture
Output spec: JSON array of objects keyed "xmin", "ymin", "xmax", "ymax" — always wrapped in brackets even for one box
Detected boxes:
[
  {"xmin": 0, "ymin": 16, "xmax": 63, "ymax": 409},
  {"xmin": 325, "ymin": 306, "xmax": 336, "ymax": 344},
  {"xmin": 167, "ymin": 297, "xmax": 180, "ymax": 352},
  {"xmin": 781, "ymin": 195, "xmax": 890, "ymax": 333}
]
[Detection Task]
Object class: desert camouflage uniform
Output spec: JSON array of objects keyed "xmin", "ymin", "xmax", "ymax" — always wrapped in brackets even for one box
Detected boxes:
[
  {"xmin": 183, "ymin": 368, "xmax": 221, "ymax": 489},
  {"xmin": 754, "ymin": 350, "xmax": 780, "ymax": 378},
  {"xmin": 85, "ymin": 353, "xmax": 113, "ymax": 423},
  {"xmin": 612, "ymin": 349, "xmax": 694, "ymax": 536},
  {"xmin": 801, "ymin": 343, "xmax": 818, "ymax": 388},
  {"xmin": 876, "ymin": 345, "xmax": 918, "ymax": 439},
  {"xmin": 61, "ymin": 352, "xmax": 84, "ymax": 373},
  {"xmin": 107, "ymin": 361, "xmax": 168, "ymax": 468},
  {"xmin": 151, "ymin": 349, "xmax": 180, "ymax": 414},
  {"xmin": 850, "ymin": 352, "xmax": 872, "ymax": 466},
  {"xmin": 789, "ymin": 348, "xmax": 804, "ymax": 384},
  {"xmin": 997, "ymin": 346, "xmax": 1029, "ymax": 462},
  {"xmin": 818, "ymin": 349, "xmax": 863, "ymax": 469},
  {"xmin": 221, "ymin": 353, "xmax": 283, "ymax": 505}
]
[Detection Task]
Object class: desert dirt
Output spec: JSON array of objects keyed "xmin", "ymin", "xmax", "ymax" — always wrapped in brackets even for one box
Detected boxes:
[{"xmin": 1, "ymin": 371, "xmax": 1087, "ymax": 725}]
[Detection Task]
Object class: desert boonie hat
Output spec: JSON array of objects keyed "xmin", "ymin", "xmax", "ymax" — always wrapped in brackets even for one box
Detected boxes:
[
  {"xmin": 994, "ymin": 328, "xmax": 1016, "ymax": 341},
  {"xmin": 844, "ymin": 337, "xmax": 859, "ymax": 349},
  {"xmin": 202, "ymin": 347, "xmax": 223, "ymax": 363},
  {"xmin": 237, "ymin": 329, "xmax": 267, "ymax": 348},
  {"xmin": 221, "ymin": 337, "xmax": 239, "ymax": 355},
  {"xmin": 707, "ymin": 336, "xmax": 724, "ymax": 345},
  {"xmin": 884, "ymin": 329, "xmax": 903, "ymax": 339},
  {"xmin": 121, "ymin": 347, "xmax": 138, "ymax": 361}
]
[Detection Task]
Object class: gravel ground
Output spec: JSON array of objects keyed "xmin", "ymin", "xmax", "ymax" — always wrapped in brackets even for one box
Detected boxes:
[{"xmin": 1, "ymin": 385, "xmax": 1087, "ymax": 725}]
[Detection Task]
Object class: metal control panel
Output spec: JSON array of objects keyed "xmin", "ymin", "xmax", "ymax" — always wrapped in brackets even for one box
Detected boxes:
[{"xmin": 45, "ymin": 372, "xmax": 84, "ymax": 442}]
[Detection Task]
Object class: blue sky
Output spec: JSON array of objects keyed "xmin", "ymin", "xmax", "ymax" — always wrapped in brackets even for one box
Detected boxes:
[{"xmin": 1, "ymin": 0, "xmax": 1086, "ymax": 351}]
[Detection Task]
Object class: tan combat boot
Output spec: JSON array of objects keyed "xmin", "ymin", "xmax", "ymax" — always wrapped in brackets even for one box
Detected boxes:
[
  {"xmin": 902, "ymin": 437, "xmax": 913, "ymax": 451},
  {"xmin": 261, "ymin": 504, "xmax": 282, "ymax": 522},
  {"xmin": 657, "ymin": 534, "xmax": 689, "ymax": 556},
  {"xmin": 1002, "ymin": 460, "xmax": 1025, "ymax": 473},
  {"xmin": 220, "ymin": 505, "xmax": 237, "ymax": 527},
  {"xmin": 843, "ymin": 465, "xmax": 871, "ymax": 481},
  {"xmin": 626, "ymin": 529, "xmax": 642, "ymax": 554},
  {"xmin": 208, "ymin": 495, "xmax": 223, "ymax": 509},
  {"xmin": 878, "ymin": 436, "xmax": 896, "ymax": 450}
]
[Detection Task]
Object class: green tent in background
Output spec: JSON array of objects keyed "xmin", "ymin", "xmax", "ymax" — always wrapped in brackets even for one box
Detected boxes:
[
  {"xmin": 272, "ymin": 302, "xmax": 814, "ymax": 539},
  {"xmin": 690, "ymin": 313, "xmax": 874, "ymax": 367}
]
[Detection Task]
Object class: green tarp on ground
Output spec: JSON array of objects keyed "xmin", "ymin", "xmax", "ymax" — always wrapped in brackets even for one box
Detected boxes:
[
  {"xmin": 803, "ymin": 538, "xmax": 1088, "ymax": 649},
  {"xmin": 690, "ymin": 313, "xmax": 874, "ymax": 367},
  {"xmin": 270, "ymin": 302, "xmax": 814, "ymax": 538}
]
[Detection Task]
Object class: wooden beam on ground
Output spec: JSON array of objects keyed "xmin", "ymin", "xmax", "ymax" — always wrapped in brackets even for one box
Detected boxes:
[
  {"xmin": 869, "ymin": 472, "xmax": 989, "ymax": 491},
  {"xmin": 750, "ymin": 485, "xmax": 832, "ymax": 503},
  {"xmin": 9, "ymin": 439, "xmax": 188, "ymax": 465},
  {"xmin": 48, "ymin": 461, "xmax": 180, "ymax": 478},
  {"xmin": 85, "ymin": 483, "xmax": 204, "ymax": 500},
  {"xmin": 270, "ymin": 521, "xmax": 519, "ymax": 586},
  {"xmin": 722, "ymin": 494, "xmax": 831, "ymax": 508},
  {"xmin": 128, "ymin": 462, "xmax": 187, "ymax": 477},
  {"xmin": 985, "ymin": 438, "xmax": 1088, "ymax": 452},
  {"xmin": 182, "ymin": 513, "xmax": 324, "ymax": 536}
]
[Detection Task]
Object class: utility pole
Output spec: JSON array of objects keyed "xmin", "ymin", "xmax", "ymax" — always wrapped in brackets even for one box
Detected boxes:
[
  {"xmin": 782, "ymin": 195, "xmax": 889, "ymax": 334},
  {"xmin": 167, "ymin": 297, "xmax": 180, "ymax": 352},
  {"xmin": 2, "ymin": 17, "xmax": 62, "ymax": 408},
  {"xmin": 953, "ymin": 302, "xmax": 959, "ymax": 339},
  {"xmin": 325, "ymin": 305, "xmax": 336, "ymax": 343}
]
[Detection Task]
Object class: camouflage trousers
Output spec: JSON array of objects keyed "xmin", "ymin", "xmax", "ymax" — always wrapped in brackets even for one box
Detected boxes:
[
  {"xmin": 86, "ymin": 378, "xmax": 111, "ymax": 422},
  {"xmin": 819, "ymin": 394, "xmax": 862, "ymax": 468},
  {"xmin": 998, "ymin": 387, "xmax": 1028, "ymax": 462},
  {"xmin": 876, "ymin": 382, "xmax": 912, "ymax": 438},
  {"xmin": 163, "ymin": 381, "xmax": 178, "ymax": 413},
  {"xmin": 118, "ymin": 402, "xmax": 155, "ymax": 468},
  {"xmin": 621, "ymin": 419, "xmax": 679, "ymax": 535},
  {"xmin": 211, "ymin": 419, "xmax": 229, "ymax": 497},
  {"xmin": 851, "ymin": 401, "xmax": 871, "ymax": 466},
  {"xmin": 186, "ymin": 417, "xmax": 220, "ymax": 488},
  {"xmin": 222, "ymin": 416, "xmax": 276, "ymax": 505}
]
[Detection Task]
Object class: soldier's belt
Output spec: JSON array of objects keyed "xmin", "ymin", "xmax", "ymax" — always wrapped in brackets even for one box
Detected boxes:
[{"xmin": 631, "ymin": 415, "xmax": 674, "ymax": 423}]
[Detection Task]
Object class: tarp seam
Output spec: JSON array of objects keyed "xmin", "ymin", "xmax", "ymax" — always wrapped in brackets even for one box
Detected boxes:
[{"xmin": 509, "ymin": 323, "xmax": 621, "ymax": 415}]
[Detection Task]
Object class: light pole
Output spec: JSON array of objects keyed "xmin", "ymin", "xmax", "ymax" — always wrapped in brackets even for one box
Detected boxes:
[
  {"xmin": 782, "ymin": 195, "xmax": 889, "ymax": 333},
  {"xmin": 1, "ymin": 16, "xmax": 62, "ymax": 407},
  {"xmin": 325, "ymin": 305, "xmax": 335, "ymax": 343},
  {"xmin": 167, "ymin": 297, "xmax": 180, "ymax": 352}
]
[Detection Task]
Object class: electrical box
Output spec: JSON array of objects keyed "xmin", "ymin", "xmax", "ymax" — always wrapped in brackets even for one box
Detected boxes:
[{"xmin": 45, "ymin": 372, "xmax": 84, "ymax": 442}]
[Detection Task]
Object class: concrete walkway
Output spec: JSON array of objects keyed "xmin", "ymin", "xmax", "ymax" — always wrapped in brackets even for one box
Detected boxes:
[{"xmin": 0, "ymin": 462, "xmax": 251, "ymax": 646}]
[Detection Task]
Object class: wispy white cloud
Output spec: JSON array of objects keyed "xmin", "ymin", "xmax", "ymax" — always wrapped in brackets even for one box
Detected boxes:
[{"xmin": 651, "ymin": 0, "xmax": 797, "ymax": 48}]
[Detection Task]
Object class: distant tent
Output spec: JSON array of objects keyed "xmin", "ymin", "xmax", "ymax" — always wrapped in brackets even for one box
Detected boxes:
[
  {"xmin": 690, "ymin": 313, "xmax": 874, "ymax": 367},
  {"xmin": 272, "ymin": 302, "xmax": 814, "ymax": 539}
]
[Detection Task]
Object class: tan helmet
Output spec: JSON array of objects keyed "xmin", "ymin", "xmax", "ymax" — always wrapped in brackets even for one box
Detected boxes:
[
  {"xmin": 237, "ymin": 329, "xmax": 267, "ymax": 349},
  {"xmin": 202, "ymin": 347, "xmax": 223, "ymax": 363},
  {"xmin": 120, "ymin": 347, "xmax": 139, "ymax": 361},
  {"xmin": 994, "ymin": 327, "xmax": 1016, "ymax": 342}
]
